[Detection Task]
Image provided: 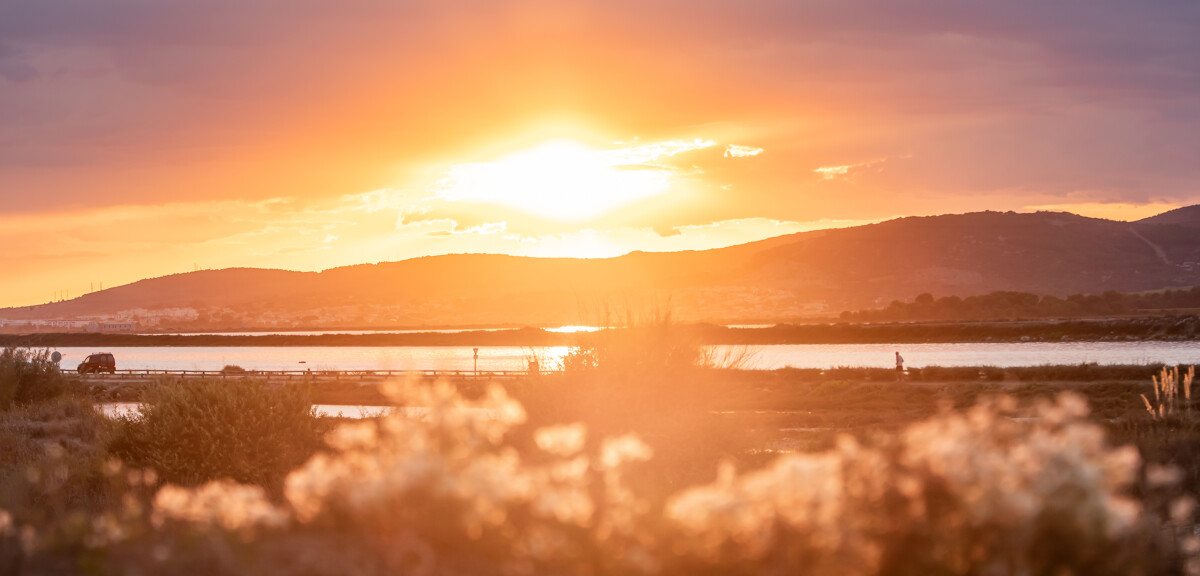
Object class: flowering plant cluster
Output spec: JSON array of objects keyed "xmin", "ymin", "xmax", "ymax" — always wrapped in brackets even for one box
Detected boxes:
[
  {"xmin": 0, "ymin": 381, "xmax": 1178, "ymax": 575},
  {"xmin": 667, "ymin": 394, "xmax": 1143, "ymax": 575}
]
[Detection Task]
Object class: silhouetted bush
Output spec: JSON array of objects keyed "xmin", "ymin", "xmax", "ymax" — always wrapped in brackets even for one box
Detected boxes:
[
  {"xmin": 0, "ymin": 347, "xmax": 67, "ymax": 410},
  {"xmin": 109, "ymin": 379, "xmax": 329, "ymax": 493}
]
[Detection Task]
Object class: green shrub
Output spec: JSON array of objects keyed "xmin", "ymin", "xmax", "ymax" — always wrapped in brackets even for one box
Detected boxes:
[
  {"xmin": 0, "ymin": 347, "xmax": 67, "ymax": 409},
  {"xmin": 108, "ymin": 379, "xmax": 329, "ymax": 493}
]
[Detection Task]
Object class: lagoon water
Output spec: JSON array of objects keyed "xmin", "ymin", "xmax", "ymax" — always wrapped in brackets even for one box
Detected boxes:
[
  {"xmin": 99, "ymin": 402, "xmax": 395, "ymax": 419},
  {"xmin": 52, "ymin": 341, "xmax": 1200, "ymax": 372}
]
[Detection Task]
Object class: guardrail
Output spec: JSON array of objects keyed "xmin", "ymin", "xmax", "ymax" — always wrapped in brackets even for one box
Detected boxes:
[{"xmin": 76, "ymin": 369, "xmax": 546, "ymax": 381}]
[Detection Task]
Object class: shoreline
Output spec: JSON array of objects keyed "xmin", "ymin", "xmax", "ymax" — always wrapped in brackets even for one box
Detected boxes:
[
  {"xmin": 2, "ymin": 314, "xmax": 1198, "ymax": 347},
  {"xmin": 77, "ymin": 363, "xmax": 1186, "ymax": 407}
]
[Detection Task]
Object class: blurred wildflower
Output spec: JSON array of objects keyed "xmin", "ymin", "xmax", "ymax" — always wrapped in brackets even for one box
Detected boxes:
[
  {"xmin": 1147, "ymin": 464, "xmax": 1185, "ymax": 489},
  {"xmin": 530, "ymin": 456, "xmax": 594, "ymax": 525},
  {"xmin": 285, "ymin": 380, "xmax": 532, "ymax": 525},
  {"xmin": 599, "ymin": 434, "xmax": 653, "ymax": 470},
  {"xmin": 283, "ymin": 378, "xmax": 662, "ymax": 572},
  {"xmin": 1171, "ymin": 496, "xmax": 1197, "ymax": 526},
  {"xmin": 535, "ymin": 423, "xmax": 587, "ymax": 456},
  {"xmin": 153, "ymin": 480, "xmax": 287, "ymax": 534},
  {"xmin": 667, "ymin": 393, "xmax": 1142, "ymax": 575},
  {"xmin": 596, "ymin": 433, "xmax": 655, "ymax": 559},
  {"xmin": 102, "ymin": 382, "xmax": 1151, "ymax": 575},
  {"xmin": 84, "ymin": 513, "xmax": 127, "ymax": 549}
]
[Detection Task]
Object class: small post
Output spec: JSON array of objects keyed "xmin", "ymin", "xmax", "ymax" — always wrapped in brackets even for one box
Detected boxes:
[{"xmin": 473, "ymin": 348, "xmax": 479, "ymax": 377}]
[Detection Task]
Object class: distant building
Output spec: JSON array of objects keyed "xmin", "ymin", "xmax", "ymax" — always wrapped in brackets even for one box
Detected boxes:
[{"xmin": 98, "ymin": 322, "xmax": 137, "ymax": 332}]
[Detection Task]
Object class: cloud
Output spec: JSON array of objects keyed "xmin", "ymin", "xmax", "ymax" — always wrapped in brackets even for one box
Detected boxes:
[
  {"xmin": 724, "ymin": 145, "xmax": 763, "ymax": 158},
  {"xmin": 424, "ymin": 221, "xmax": 508, "ymax": 237},
  {"xmin": 812, "ymin": 156, "xmax": 903, "ymax": 181},
  {"xmin": 344, "ymin": 189, "xmax": 404, "ymax": 214},
  {"xmin": 654, "ymin": 224, "xmax": 682, "ymax": 237},
  {"xmin": 605, "ymin": 138, "xmax": 717, "ymax": 165},
  {"xmin": 464, "ymin": 221, "xmax": 507, "ymax": 235},
  {"xmin": 814, "ymin": 165, "xmax": 852, "ymax": 180}
]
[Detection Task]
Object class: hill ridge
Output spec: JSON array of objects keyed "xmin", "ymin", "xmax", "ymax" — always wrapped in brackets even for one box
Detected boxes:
[{"xmin": 5, "ymin": 206, "xmax": 1200, "ymax": 327}]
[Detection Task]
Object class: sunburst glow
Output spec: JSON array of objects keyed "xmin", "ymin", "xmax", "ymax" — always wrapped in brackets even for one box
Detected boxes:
[{"xmin": 431, "ymin": 139, "xmax": 709, "ymax": 222}]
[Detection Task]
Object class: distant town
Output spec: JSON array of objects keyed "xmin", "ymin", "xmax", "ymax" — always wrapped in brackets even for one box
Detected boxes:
[
  {"xmin": 0, "ymin": 289, "xmax": 834, "ymax": 333},
  {"xmin": 0, "ymin": 307, "xmax": 199, "ymax": 332}
]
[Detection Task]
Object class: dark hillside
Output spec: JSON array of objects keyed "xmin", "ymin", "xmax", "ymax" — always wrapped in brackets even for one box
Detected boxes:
[
  {"xmin": 1137, "ymin": 204, "xmax": 1200, "ymax": 228},
  {"xmin": 5, "ymin": 207, "xmax": 1200, "ymax": 325}
]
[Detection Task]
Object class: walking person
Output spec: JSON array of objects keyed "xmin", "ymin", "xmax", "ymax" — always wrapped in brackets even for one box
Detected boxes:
[{"xmin": 895, "ymin": 351, "xmax": 905, "ymax": 382}]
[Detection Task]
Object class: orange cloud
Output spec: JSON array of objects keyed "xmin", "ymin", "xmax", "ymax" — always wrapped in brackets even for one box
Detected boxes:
[{"xmin": 724, "ymin": 145, "xmax": 763, "ymax": 158}]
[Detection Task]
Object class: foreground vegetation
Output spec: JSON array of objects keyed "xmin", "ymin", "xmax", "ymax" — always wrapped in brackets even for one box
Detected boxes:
[{"xmin": 3, "ymin": 340, "xmax": 1200, "ymax": 574}]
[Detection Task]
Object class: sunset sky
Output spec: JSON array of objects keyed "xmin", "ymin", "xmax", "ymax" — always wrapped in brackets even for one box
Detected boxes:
[{"xmin": 2, "ymin": 0, "xmax": 1199, "ymax": 307}]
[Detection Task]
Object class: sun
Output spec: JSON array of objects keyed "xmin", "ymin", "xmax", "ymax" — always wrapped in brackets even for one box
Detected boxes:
[{"xmin": 432, "ymin": 139, "xmax": 673, "ymax": 222}]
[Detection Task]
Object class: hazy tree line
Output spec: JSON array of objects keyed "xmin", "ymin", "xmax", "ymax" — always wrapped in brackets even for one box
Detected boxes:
[{"xmin": 841, "ymin": 286, "xmax": 1200, "ymax": 322}]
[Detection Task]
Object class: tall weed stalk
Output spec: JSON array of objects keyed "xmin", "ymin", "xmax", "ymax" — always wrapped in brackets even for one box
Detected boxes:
[{"xmin": 1141, "ymin": 366, "xmax": 1195, "ymax": 420}]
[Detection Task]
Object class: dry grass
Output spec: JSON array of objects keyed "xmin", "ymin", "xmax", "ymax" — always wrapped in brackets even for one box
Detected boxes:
[{"xmin": 1141, "ymin": 365, "xmax": 1196, "ymax": 420}]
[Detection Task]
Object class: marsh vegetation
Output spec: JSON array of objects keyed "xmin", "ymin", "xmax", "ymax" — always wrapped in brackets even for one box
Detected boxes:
[{"xmin": 2, "ymin": 342, "xmax": 1200, "ymax": 575}]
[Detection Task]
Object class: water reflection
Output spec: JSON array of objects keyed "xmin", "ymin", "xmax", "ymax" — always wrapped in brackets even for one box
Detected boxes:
[{"xmin": 93, "ymin": 403, "xmax": 520, "ymax": 420}]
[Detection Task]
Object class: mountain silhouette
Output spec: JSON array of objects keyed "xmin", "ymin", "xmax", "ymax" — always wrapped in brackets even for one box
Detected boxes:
[
  {"xmin": 6, "ymin": 207, "xmax": 1200, "ymax": 325},
  {"xmin": 1137, "ymin": 204, "xmax": 1200, "ymax": 228}
]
